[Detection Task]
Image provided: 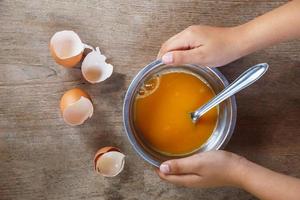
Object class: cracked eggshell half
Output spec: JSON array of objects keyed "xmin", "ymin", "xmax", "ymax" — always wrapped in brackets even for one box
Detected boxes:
[
  {"xmin": 50, "ymin": 30, "xmax": 86, "ymax": 68},
  {"xmin": 60, "ymin": 88, "xmax": 93, "ymax": 126},
  {"xmin": 94, "ymin": 147, "xmax": 125, "ymax": 177},
  {"xmin": 81, "ymin": 47, "xmax": 113, "ymax": 84}
]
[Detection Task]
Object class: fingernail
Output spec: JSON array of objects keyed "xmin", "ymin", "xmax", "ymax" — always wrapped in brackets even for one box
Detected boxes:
[
  {"xmin": 159, "ymin": 163, "xmax": 170, "ymax": 174},
  {"xmin": 162, "ymin": 52, "xmax": 173, "ymax": 64}
]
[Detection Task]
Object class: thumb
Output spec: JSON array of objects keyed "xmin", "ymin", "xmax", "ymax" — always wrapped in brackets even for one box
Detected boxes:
[
  {"xmin": 159, "ymin": 154, "xmax": 201, "ymax": 175},
  {"xmin": 161, "ymin": 49, "xmax": 204, "ymax": 66}
]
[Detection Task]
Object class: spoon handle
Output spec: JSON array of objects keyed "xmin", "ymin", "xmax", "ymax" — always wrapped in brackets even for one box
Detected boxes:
[{"xmin": 191, "ymin": 63, "xmax": 269, "ymax": 123}]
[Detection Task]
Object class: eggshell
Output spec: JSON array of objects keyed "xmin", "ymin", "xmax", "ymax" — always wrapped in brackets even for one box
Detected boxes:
[
  {"xmin": 50, "ymin": 30, "xmax": 85, "ymax": 68},
  {"xmin": 94, "ymin": 147, "xmax": 125, "ymax": 177},
  {"xmin": 81, "ymin": 47, "xmax": 113, "ymax": 83},
  {"xmin": 60, "ymin": 88, "xmax": 91, "ymax": 112},
  {"xmin": 50, "ymin": 45, "xmax": 83, "ymax": 68},
  {"xmin": 94, "ymin": 146, "xmax": 120, "ymax": 170},
  {"xmin": 60, "ymin": 88, "xmax": 93, "ymax": 126}
]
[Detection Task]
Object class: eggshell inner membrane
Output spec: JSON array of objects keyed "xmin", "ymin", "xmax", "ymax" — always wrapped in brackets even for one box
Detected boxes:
[
  {"xmin": 83, "ymin": 66, "xmax": 103, "ymax": 82},
  {"xmin": 96, "ymin": 151, "xmax": 125, "ymax": 177},
  {"xmin": 63, "ymin": 96, "xmax": 93, "ymax": 126},
  {"xmin": 82, "ymin": 48, "xmax": 113, "ymax": 83},
  {"xmin": 50, "ymin": 30, "xmax": 84, "ymax": 59}
]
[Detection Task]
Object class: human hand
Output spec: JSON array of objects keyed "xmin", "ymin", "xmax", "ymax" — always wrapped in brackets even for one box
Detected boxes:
[
  {"xmin": 156, "ymin": 150, "xmax": 247, "ymax": 188},
  {"xmin": 157, "ymin": 25, "xmax": 247, "ymax": 67}
]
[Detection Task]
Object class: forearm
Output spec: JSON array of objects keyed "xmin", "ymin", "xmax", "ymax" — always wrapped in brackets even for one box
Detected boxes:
[
  {"xmin": 237, "ymin": 0, "xmax": 300, "ymax": 56},
  {"xmin": 237, "ymin": 159, "xmax": 300, "ymax": 200}
]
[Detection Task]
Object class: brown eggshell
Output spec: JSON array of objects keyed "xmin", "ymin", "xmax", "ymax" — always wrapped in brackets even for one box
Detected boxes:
[
  {"xmin": 94, "ymin": 147, "xmax": 121, "ymax": 171},
  {"xmin": 50, "ymin": 43, "xmax": 83, "ymax": 68},
  {"xmin": 60, "ymin": 88, "xmax": 91, "ymax": 113}
]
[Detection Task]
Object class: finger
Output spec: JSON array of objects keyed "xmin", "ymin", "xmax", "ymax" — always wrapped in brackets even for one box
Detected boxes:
[
  {"xmin": 157, "ymin": 33, "xmax": 181, "ymax": 58},
  {"xmin": 157, "ymin": 31, "xmax": 190, "ymax": 59},
  {"xmin": 161, "ymin": 48, "xmax": 205, "ymax": 66},
  {"xmin": 156, "ymin": 169, "xmax": 201, "ymax": 188},
  {"xmin": 159, "ymin": 154, "xmax": 202, "ymax": 175}
]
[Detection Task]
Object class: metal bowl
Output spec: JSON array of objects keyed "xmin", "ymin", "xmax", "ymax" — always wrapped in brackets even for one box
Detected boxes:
[{"xmin": 123, "ymin": 60, "xmax": 237, "ymax": 167}]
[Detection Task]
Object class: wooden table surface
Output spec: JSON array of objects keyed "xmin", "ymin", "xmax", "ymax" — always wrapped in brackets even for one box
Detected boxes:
[{"xmin": 0, "ymin": 0, "xmax": 299, "ymax": 199}]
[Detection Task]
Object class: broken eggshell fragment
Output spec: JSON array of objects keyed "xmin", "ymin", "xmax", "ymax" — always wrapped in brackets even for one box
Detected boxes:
[
  {"xmin": 94, "ymin": 147, "xmax": 125, "ymax": 177},
  {"xmin": 50, "ymin": 30, "xmax": 93, "ymax": 68},
  {"xmin": 81, "ymin": 47, "xmax": 113, "ymax": 84},
  {"xmin": 60, "ymin": 88, "xmax": 94, "ymax": 126}
]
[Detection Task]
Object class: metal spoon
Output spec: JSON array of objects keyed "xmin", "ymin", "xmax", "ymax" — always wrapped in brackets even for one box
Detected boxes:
[{"xmin": 190, "ymin": 63, "xmax": 269, "ymax": 123}]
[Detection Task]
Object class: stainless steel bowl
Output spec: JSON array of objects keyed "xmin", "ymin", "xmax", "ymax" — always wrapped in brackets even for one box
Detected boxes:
[{"xmin": 123, "ymin": 60, "xmax": 237, "ymax": 167}]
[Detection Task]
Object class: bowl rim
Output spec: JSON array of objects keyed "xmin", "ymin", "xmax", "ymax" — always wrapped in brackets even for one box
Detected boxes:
[{"xmin": 123, "ymin": 60, "xmax": 237, "ymax": 167}]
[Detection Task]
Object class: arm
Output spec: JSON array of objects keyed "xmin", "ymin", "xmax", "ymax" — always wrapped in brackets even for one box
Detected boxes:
[
  {"xmin": 240, "ymin": 158, "xmax": 300, "ymax": 200},
  {"xmin": 238, "ymin": 0, "xmax": 300, "ymax": 58},
  {"xmin": 157, "ymin": 151, "xmax": 300, "ymax": 200},
  {"xmin": 158, "ymin": 0, "xmax": 300, "ymax": 67}
]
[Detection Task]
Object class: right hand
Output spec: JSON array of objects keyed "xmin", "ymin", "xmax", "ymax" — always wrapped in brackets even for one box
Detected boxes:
[
  {"xmin": 156, "ymin": 150, "xmax": 247, "ymax": 188},
  {"xmin": 157, "ymin": 25, "xmax": 247, "ymax": 67}
]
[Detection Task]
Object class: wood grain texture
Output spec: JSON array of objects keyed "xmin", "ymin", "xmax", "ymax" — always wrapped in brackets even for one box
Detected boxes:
[{"xmin": 0, "ymin": 0, "xmax": 299, "ymax": 199}]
